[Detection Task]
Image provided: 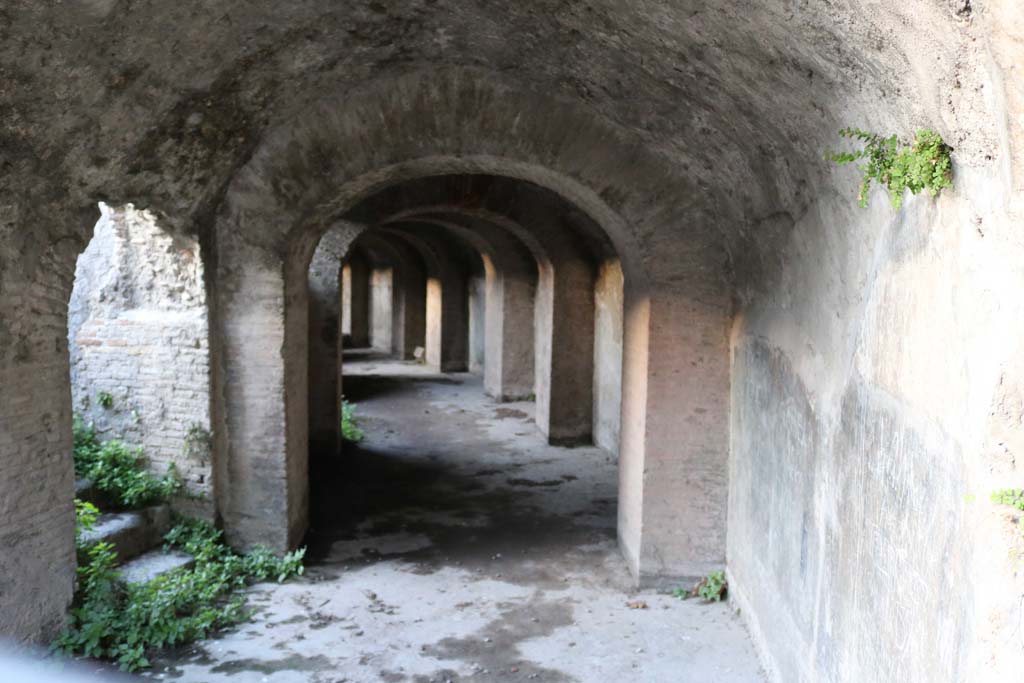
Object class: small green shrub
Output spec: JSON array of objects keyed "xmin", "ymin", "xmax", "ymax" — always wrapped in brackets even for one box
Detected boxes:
[
  {"xmin": 992, "ymin": 488, "xmax": 1024, "ymax": 512},
  {"xmin": 73, "ymin": 415, "xmax": 180, "ymax": 508},
  {"xmin": 826, "ymin": 128, "xmax": 953, "ymax": 209},
  {"xmin": 72, "ymin": 416, "xmax": 102, "ymax": 468},
  {"xmin": 56, "ymin": 516, "xmax": 305, "ymax": 672},
  {"xmin": 695, "ymin": 570, "xmax": 728, "ymax": 601},
  {"xmin": 97, "ymin": 392, "xmax": 115, "ymax": 409},
  {"xmin": 341, "ymin": 400, "xmax": 364, "ymax": 443},
  {"xmin": 674, "ymin": 570, "xmax": 728, "ymax": 602},
  {"xmin": 74, "ymin": 499, "xmax": 100, "ymax": 545}
]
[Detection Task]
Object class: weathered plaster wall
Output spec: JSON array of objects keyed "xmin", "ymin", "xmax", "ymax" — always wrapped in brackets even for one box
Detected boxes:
[
  {"xmin": 729, "ymin": 159, "xmax": 1024, "ymax": 682},
  {"xmin": 593, "ymin": 260, "xmax": 623, "ymax": 453},
  {"xmin": 68, "ymin": 205, "xmax": 212, "ymax": 504}
]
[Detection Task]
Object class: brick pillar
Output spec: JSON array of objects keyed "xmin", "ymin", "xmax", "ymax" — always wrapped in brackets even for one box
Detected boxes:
[
  {"xmin": 0, "ymin": 229, "xmax": 79, "ymax": 642},
  {"xmin": 617, "ymin": 281, "xmax": 730, "ymax": 585},
  {"xmin": 482, "ymin": 254, "xmax": 536, "ymax": 401},
  {"xmin": 534, "ymin": 257, "xmax": 595, "ymax": 445}
]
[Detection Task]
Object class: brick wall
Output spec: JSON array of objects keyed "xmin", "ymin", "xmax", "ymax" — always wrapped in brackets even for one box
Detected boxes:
[{"xmin": 68, "ymin": 205, "xmax": 212, "ymax": 509}]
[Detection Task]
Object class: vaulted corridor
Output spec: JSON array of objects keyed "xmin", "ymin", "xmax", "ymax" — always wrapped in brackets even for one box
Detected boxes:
[
  {"xmin": 4, "ymin": 3, "xmax": 1024, "ymax": 680},
  {"xmin": 145, "ymin": 352, "xmax": 762, "ymax": 682}
]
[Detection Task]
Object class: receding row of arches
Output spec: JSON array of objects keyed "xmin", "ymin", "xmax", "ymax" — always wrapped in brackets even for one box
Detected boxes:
[{"xmin": 306, "ymin": 174, "xmax": 626, "ymax": 462}]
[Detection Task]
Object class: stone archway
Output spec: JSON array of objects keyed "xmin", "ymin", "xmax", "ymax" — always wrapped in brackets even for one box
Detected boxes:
[{"xmin": 211, "ymin": 69, "xmax": 732, "ymax": 588}]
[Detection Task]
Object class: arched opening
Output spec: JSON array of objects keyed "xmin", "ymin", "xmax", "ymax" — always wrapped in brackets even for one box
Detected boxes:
[
  {"xmin": 210, "ymin": 72, "xmax": 733, "ymax": 596},
  {"xmin": 302, "ymin": 175, "xmax": 629, "ymax": 580},
  {"xmin": 68, "ymin": 204, "xmax": 214, "ymax": 511}
]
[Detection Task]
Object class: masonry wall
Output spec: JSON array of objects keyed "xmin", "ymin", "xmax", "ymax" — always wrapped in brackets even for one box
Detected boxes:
[
  {"xmin": 728, "ymin": 165, "xmax": 1024, "ymax": 681},
  {"xmin": 0, "ymin": 213, "xmax": 79, "ymax": 643},
  {"xmin": 68, "ymin": 205, "xmax": 213, "ymax": 508}
]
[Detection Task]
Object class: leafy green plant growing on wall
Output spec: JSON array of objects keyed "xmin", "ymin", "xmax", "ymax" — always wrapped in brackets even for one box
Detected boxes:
[
  {"xmin": 826, "ymin": 128, "xmax": 953, "ymax": 209},
  {"xmin": 73, "ymin": 415, "xmax": 180, "ymax": 508},
  {"xmin": 97, "ymin": 391, "xmax": 115, "ymax": 409},
  {"xmin": 341, "ymin": 399, "xmax": 364, "ymax": 443}
]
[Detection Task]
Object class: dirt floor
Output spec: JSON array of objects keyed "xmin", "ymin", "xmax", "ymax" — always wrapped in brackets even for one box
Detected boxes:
[{"xmin": 143, "ymin": 352, "xmax": 765, "ymax": 682}]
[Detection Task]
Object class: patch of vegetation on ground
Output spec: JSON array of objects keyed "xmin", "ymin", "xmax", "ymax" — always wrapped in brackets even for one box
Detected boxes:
[
  {"xmin": 61, "ymin": 417, "xmax": 305, "ymax": 672},
  {"xmin": 56, "ymin": 506, "xmax": 305, "ymax": 672},
  {"xmin": 341, "ymin": 399, "xmax": 364, "ymax": 442},
  {"xmin": 672, "ymin": 570, "xmax": 728, "ymax": 602}
]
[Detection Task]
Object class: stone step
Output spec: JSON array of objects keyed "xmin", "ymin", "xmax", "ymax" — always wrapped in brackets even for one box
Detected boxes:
[
  {"xmin": 78, "ymin": 504, "xmax": 171, "ymax": 564},
  {"xmin": 118, "ymin": 549, "xmax": 194, "ymax": 585}
]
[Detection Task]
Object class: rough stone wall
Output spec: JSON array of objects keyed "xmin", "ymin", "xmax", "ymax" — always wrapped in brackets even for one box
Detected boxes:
[
  {"xmin": 593, "ymin": 260, "xmax": 623, "ymax": 453},
  {"xmin": 0, "ymin": 205, "xmax": 81, "ymax": 644},
  {"xmin": 68, "ymin": 205, "xmax": 212, "ymax": 505}
]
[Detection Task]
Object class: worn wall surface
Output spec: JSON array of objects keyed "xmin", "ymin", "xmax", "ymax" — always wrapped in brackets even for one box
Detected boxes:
[
  {"xmin": 729, "ymin": 146, "xmax": 1024, "ymax": 682},
  {"xmin": 69, "ymin": 205, "xmax": 212, "ymax": 504}
]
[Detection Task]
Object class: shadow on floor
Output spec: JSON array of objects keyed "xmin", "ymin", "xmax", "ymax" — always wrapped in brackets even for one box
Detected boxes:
[
  {"xmin": 307, "ymin": 365, "xmax": 615, "ymax": 589},
  {"xmin": 306, "ymin": 438, "xmax": 616, "ymax": 588}
]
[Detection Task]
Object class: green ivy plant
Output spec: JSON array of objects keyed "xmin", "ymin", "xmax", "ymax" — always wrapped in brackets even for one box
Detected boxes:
[
  {"xmin": 73, "ymin": 416, "xmax": 180, "ymax": 508},
  {"xmin": 826, "ymin": 128, "xmax": 953, "ymax": 209},
  {"xmin": 56, "ymin": 513, "xmax": 305, "ymax": 672},
  {"xmin": 672, "ymin": 570, "xmax": 728, "ymax": 602},
  {"xmin": 341, "ymin": 399, "xmax": 364, "ymax": 443},
  {"xmin": 97, "ymin": 392, "xmax": 115, "ymax": 409}
]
